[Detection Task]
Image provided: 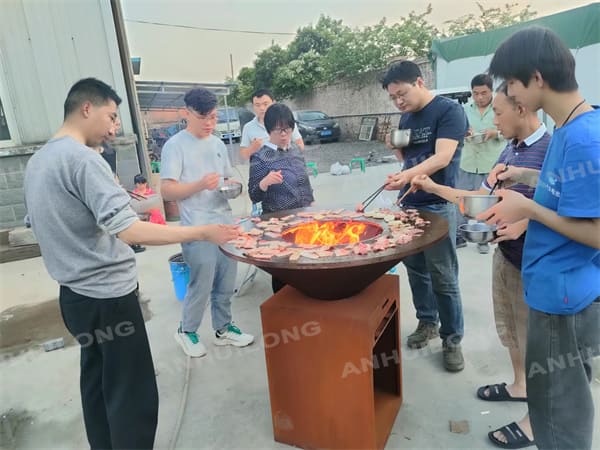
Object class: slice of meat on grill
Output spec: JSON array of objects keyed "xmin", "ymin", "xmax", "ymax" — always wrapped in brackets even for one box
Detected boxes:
[
  {"xmin": 300, "ymin": 251, "xmax": 320, "ymax": 260},
  {"xmin": 246, "ymin": 228, "xmax": 264, "ymax": 236},
  {"xmin": 297, "ymin": 212, "xmax": 317, "ymax": 218},
  {"xmin": 352, "ymin": 243, "xmax": 372, "ymax": 255},
  {"xmin": 255, "ymin": 222, "xmax": 270, "ymax": 229},
  {"xmin": 264, "ymin": 231, "xmax": 282, "ymax": 239},
  {"xmin": 298, "ymin": 243, "xmax": 319, "ymax": 249},
  {"xmin": 265, "ymin": 225, "xmax": 283, "ymax": 233},
  {"xmin": 334, "ymin": 248, "xmax": 352, "ymax": 257}
]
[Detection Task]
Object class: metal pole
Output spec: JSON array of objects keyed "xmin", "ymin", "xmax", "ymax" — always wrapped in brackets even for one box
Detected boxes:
[
  {"xmin": 110, "ymin": 0, "xmax": 151, "ymax": 181},
  {"xmin": 229, "ymin": 53, "xmax": 234, "ymax": 80},
  {"xmin": 224, "ymin": 95, "xmax": 233, "ymax": 147}
]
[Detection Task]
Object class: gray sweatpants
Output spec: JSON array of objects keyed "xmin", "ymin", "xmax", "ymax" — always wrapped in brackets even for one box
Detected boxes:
[{"xmin": 181, "ymin": 240, "xmax": 237, "ymax": 333}]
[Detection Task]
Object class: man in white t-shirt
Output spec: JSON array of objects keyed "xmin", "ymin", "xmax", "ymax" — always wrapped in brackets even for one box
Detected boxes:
[
  {"xmin": 240, "ymin": 89, "xmax": 304, "ymax": 160},
  {"xmin": 161, "ymin": 88, "xmax": 254, "ymax": 357}
]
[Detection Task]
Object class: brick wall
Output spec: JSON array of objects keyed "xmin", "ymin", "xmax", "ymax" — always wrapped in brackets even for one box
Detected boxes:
[
  {"xmin": 0, "ymin": 135, "xmax": 140, "ymax": 230},
  {"xmin": 0, "ymin": 147, "xmax": 36, "ymax": 229},
  {"xmin": 287, "ymin": 58, "xmax": 434, "ymax": 141}
]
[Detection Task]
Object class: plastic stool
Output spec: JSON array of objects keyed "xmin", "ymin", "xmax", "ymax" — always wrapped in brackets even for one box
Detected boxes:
[
  {"xmin": 306, "ymin": 162, "xmax": 318, "ymax": 177},
  {"xmin": 350, "ymin": 158, "xmax": 366, "ymax": 173}
]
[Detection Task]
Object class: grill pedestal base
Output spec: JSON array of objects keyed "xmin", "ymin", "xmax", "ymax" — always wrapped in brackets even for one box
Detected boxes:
[{"xmin": 260, "ymin": 274, "xmax": 402, "ymax": 449}]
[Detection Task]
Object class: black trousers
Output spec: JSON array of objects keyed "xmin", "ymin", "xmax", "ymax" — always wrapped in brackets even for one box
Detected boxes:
[{"xmin": 59, "ymin": 285, "xmax": 158, "ymax": 450}]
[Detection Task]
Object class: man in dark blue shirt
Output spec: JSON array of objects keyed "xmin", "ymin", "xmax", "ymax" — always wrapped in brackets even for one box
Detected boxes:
[{"xmin": 382, "ymin": 61, "xmax": 467, "ymax": 372}]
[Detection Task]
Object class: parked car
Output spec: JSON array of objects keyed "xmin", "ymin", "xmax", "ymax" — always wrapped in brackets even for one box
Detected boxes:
[
  {"xmin": 215, "ymin": 107, "xmax": 241, "ymax": 142},
  {"xmin": 236, "ymin": 107, "xmax": 255, "ymax": 130},
  {"xmin": 293, "ymin": 110, "xmax": 340, "ymax": 144}
]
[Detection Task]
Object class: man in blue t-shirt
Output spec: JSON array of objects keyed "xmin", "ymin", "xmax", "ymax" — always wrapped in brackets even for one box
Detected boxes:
[
  {"xmin": 482, "ymin": 27, "xmax": 600, "ymax": 450},
  {"xmin": 381, "ymin": 60, "xmax": 468, "ymax": 372}
]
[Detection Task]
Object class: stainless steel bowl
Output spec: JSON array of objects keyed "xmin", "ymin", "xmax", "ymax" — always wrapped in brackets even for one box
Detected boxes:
[
  {"xmin": 467, "ymin": 133, "xmax": 486, "ymax": 144},
  {"xmin": 459, "ymin": 222, "xmax": 496, "ymax": 243},
  {"xmin": 219, "ymin": 182, "xmax": 243, "ymax": 199},
  {"xmin": 390, "ymin": 129, "xmax": 411, "ymax": 148},
  {"xmin": 458, "ymin": 195, "xmax": 500, "ymax": 219}
]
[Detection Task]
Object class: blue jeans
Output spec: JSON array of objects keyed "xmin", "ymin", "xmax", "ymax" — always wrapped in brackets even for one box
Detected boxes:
[
  {"xmin": 402, "ymin": 202, "xmax": 464, "ymax": 342},
  {"xmin": 181, "ymin": 240, "xmax": 237, "ymax": 333},
  {"xmin": 526, "ymin": 298, "xmax": 600, "ymax": 449}
]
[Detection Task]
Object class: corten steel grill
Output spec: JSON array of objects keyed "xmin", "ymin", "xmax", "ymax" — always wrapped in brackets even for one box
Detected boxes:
[
  {"xmin": 221, "ymin": 207, "xmax": 448, "ymax": 300},
  {"xmin": 222, "ymin": 207, "xmax": 451, "ymax": 449}
]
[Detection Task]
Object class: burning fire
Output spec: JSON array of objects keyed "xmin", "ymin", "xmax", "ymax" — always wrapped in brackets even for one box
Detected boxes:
[{"xmin": 282, "ymin": 220, "xmax": 368, "ymax": 246}]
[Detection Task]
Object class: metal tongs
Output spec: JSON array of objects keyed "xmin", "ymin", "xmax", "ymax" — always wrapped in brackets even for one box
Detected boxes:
[
  {"xmin": 489, "ymin": 163, "xmax": 510, "ymax": 195},
  {"xmin": 395, "ymin": 184, "xmax": 417, "ymax": 206},
  {"xmin": 358, "ymin": 183, "xmax": 387, "ymax": 211}
]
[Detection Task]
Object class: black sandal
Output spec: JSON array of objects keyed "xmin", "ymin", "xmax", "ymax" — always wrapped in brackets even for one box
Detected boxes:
[
  {"xmin": 488, "ymin": 422, "xmax": 535, "ymax": 449},
  {"xmin": 477, "ymin": 383, "xmax": 526, "ymax": 402}
]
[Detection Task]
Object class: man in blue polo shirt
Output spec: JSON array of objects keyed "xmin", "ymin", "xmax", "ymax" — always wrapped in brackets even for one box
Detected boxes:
[
  {"xmin": 382, "ymin": 60, "xmax": 468, "ymax": 372},
  {"xmin": 482, "ymin": 26, "xmax": 600, "ymax": 449}
]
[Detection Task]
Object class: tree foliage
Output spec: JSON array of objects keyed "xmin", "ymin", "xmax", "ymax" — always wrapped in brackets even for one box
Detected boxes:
[
  {"xmin": 444, "ymin": 2, "xmax": 536, "ymax": 36},
  {"xmin": 227, "ymin": 2, "xmax": 536, "ymax": 105}
]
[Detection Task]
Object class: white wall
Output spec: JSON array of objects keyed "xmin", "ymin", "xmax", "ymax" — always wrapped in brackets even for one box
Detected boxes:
[
  {"xmin": 435, "ymin": 45, "xmax": 600, "ymax": 106},
  {"xmin": 0, "ymin": 0, "xmax": 133, "ymax": 145},
  {"xmin": 435, "ymin": 44, "xmax": 600, "ymax": 132}
]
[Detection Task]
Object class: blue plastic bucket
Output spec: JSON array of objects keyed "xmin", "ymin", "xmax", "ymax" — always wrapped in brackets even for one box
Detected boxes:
[{"xmin": 169, "ymin": 253, "xmax": 189, "ymax": 301}]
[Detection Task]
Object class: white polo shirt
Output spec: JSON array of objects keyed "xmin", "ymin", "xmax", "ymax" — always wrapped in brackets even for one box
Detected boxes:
[{"xmin": 240, "ymin": 116, "xmax": 302, "ymax": 147}]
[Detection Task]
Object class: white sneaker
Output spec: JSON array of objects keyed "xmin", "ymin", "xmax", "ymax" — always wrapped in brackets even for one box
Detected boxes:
[
  {"xmin": 214, "ymin": 324, "xmax": 254, "ymax": 347},
  {"xmin": 174, "ymin": 326, "xmax": 207, "ymax": 357}
]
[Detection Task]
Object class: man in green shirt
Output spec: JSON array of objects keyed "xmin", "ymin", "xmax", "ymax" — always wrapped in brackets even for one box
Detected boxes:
[{"xmin": 458, "ymin": 74, "xmax": 505, "ymax": 253}]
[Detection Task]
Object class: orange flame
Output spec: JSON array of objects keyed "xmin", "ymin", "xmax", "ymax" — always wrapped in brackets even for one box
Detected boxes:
[{"xmin": 282, "ymin": 220, "xmax": 367, "ymax": 246}]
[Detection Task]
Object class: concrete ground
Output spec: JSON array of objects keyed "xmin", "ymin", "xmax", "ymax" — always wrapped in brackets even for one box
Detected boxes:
[{"xmin": 1, "ymin": 161, "xmax": 599, "ymax": 449}]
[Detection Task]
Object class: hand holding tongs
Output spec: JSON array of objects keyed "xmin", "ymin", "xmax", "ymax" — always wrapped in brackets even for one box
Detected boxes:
[{"xmin": 489, "ymin": 163, "xmax": 510, "ymax": 195}]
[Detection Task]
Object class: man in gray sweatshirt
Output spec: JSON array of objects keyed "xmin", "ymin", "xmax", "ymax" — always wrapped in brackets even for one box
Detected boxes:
[{"xmin": 23, "ymin": 78, "xmax": 239, "ymax": 449}]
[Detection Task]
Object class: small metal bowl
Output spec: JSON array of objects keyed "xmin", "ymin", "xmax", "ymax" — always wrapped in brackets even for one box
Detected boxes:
[
  {"xmin": 219, "ymin": 182, "xmax": 243, "ymax": 199},
  {"xmin": 459, "ymin": 222, "xmax": 496, "ymax": 243},
  {"xmin": 390, "ymin": 129, "xmax": 411, "ymax": 148},
  {"xmin": 467, "ymin": 133, "xmax": 486, "ymax": 144},
  {"xmin": 458, "ymin": 195, "xmax": 500, "ymax": 219}
]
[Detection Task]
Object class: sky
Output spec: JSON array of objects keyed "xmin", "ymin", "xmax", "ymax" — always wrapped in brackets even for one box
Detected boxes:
[{"xmin": 121, "ymin": 0, "xmax": 591, "ymax": 83}]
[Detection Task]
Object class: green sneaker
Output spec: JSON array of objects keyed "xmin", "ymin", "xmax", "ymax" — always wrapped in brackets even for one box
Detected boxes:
[
  {"xmin": 174, "ymin": 325, "xmax": 207, "ymax": 357},
  {"xmin": 214, "ymin": 324, "xmax": 254, "ymax": 347}
]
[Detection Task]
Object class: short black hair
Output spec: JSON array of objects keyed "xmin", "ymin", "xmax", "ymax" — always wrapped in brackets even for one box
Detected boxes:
[
  {"xmin": 489, "ymin": 26, "xmax": 577, "ymax": 92},
  {"xmin": 264, "ymin": 103, "xmax": 295, "ymax": 134},
  {"xmin": 134, "ymin": 174, "xmax": 147, "ymax": 184},
  {"xmin": 252, "ymin": 89, "xmax": 274, "ymax": 101},
  {"xmin": 63, "ymin": 78, "xmax": 121, "ymax": 119},
  {"xmin": 495, "ymin": 82, "xmax": 518, "ymax": 108},
  {"xmin": 184, "ymin": 88, "xmax": 218, "ymax": 114},
  {"xmin": 381, "ymin": 61, "xmax": 422, "ymax": 89},
  {"xmin": 471, "ymin": 74, "xmax": 493, "ymax": 90}
]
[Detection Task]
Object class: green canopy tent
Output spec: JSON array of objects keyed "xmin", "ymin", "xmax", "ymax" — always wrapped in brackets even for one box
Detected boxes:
[{"xmin": 430, "ymin": 2, "xmax": 600, "ymax": 123}]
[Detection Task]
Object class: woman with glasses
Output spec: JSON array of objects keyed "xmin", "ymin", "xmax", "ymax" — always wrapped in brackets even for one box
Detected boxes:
[{"xmin": 248, "ymin": 103, "xmax": 314, "ymax": 292}]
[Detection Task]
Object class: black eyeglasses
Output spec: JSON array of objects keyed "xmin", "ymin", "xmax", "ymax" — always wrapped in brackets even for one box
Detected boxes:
[{"xmin": 272, "ymin": 127, "xmax": 293, "ymax": 135}]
